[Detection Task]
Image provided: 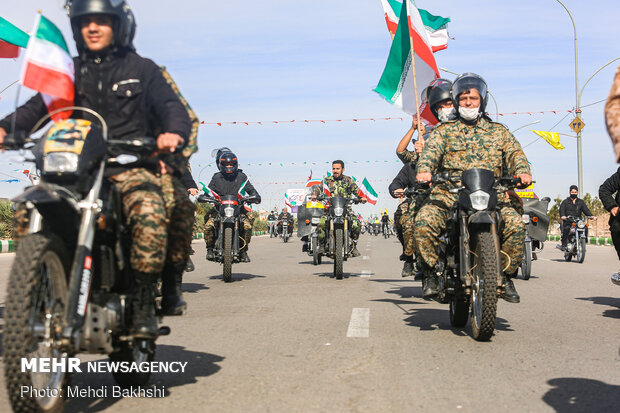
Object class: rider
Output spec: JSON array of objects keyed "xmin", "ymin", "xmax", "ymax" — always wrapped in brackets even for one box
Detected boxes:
[
  {"xmin": 204, "ymin": 150, "xmax": 261, "ymax": 262},
  {"xmin": 278, "ymin": 207, "xmax": 294, "ymax": 235},
  {"xmin": 557, "ymin": 185, "xmax": 594, "ymax": 251},
  {"xmin": 381, "ymin": 212, "xmax": 390, "ymax": 235},
  {"xmin": 415, "ymin": 73, "xmax": 532, "ymax": 302},
  {"xmin": 0, "ymin": 0, "xmax": 194, "ymax": 337},
  {"xmin": 599, "ymin": 168, "xmax": 620, "ymax": 282},
  {"xmin": 311, "ymin": 160, "xmax": 367, "ymax": 256}
]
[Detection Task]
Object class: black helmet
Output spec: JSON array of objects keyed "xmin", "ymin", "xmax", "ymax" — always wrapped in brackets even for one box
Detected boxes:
[
  {"xmin": 218, "ymin": 151, "xmax": 238, "ymax": 175},
  {"xmin": 67, "ymin": 0, "xmax": 136, "ymax": 52},
  {"xmin": 427, "ymin": 78, "xmax": 453, "ymax": 118},
  {"xmin": 451, "ymin": 73, "xmax": 488, "ymax": 113}
]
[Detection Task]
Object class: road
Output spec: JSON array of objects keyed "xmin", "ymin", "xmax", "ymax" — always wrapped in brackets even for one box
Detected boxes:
[{"xmin": 0, "ymin": 234, "xmax": 619, "ymax": 412}]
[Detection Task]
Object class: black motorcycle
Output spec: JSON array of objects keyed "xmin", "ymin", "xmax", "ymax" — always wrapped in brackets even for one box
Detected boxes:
[
  {"xmin": 322, "ymin": 195, "xmax": 361, "ymax": 279},
  {"xmin": 427, "ymin": 168, "xmax": 524, "ymax": 341},
  {"xmin": 198, "ymin": 193, "xmax": 258, "ymax": 282},
  {"xmin": 2, "ymin": 108, "xmax": 175, "ymax": 412},
  {"xmin": 297, "ymin": 200, "xmax": 326, "ymax": 265},
  {"xmin": 563, "ymin": 215, "xmax": 591, "ymax": 263},
  {"xmin": 279, "ymin": 219, "xmax": 292, "ymax": 243},
  {"xmin": 520, "ymin": 197, "xmax": 550, "ymax": 279}
]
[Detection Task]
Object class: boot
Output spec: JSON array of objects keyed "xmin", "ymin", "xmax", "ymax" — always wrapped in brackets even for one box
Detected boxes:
[
  {"xmin": 413, "ymin": 257, "xmax": 424, "ymax": 281},
  {"xmin": 502, "ymin": 274, "xmax": 520, "ymax": 303},
  {"xmin": 350, "ymin": 241, "xmax": 361, "ymax": 257},
  {"xmin": 185, "ymin": 257, "xmax": 195, "ymax": 272},
  {"xmin": 206, "ymin": 248, "xmax": 215, "ymax": 261},
  {"xmin": 422, "ymin": 264, "xmax": 439, "ymax": 298},
  {"xmin": 161, "ymin": 261, "xmax": 187, "ymax": 316},
  {"xmin": 401, "ymin": 261, "xmax": 414, "ymax": 277},
  {"xmin": 131, "ymin": 272, "xmax": 158, "ymax": 338},
  {"xmin": 239, "ymin": 250, "xmax": 251, "ymax": 263}
]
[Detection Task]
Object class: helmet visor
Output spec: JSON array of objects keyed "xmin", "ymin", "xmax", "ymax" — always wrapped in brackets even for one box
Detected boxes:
[{"xmin": 452, "ymin": 75, "xmax": 487, "ymax": 100}]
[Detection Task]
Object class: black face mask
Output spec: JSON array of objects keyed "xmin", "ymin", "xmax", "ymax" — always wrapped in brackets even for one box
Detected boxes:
[{"xmin": 570, "ymin": 194, "xmax": 578, "ymax": 199}]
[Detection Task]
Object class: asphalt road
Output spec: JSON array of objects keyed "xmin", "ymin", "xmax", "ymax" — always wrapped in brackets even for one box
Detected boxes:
[{"xmin": 0, "ymin": 234, "xmax": 619, "ymax": 413}]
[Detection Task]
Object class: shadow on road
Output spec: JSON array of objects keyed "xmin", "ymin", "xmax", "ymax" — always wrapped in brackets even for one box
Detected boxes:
[
  {"xmin": 543, "ymin": 377, "xmax": 620, "ymax": 413},
  {"xmin": 181, "ymin": 282, "xmax": 209, "ymax": 293},
  {"xmin": 64, "ymin": 345, "xmax": 224, "ymax": 413},
  {"xmin": 208, "ymin": 273, "xmax": 266, "ymax": 282},
  {"xmin": 576, "ymin": 296, "xmax": 620, "ymax": 319},
  {"xmin": 312, "ymin": 271, "xmax": 359, "ymax": 279}
]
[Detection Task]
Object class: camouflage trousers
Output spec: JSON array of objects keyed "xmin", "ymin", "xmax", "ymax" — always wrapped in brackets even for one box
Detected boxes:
[
  {"xmin": 393, "ymin": 200, "xmax": 409, "ymax": 249},
  {"xmin": 318, "ymin": 212, "xmax": 361, "ymax": 242},
  {"xmin": 109, "ymin": 168, "xmax": 195, "ymax": 274},
  {"xmin": 204, "ymin": 212, "xmax": 254, "ymax": 251},
  {"xmin": 414, "ymin": 202, "xmax": 525, "ymax": 275}
]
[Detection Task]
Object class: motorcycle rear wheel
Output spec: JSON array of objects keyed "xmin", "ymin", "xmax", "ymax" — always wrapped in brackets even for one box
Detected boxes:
[
  {"xmin": 521, "ymin": 240, "xmax": 532, "ymax": 280},
  {"xmin": 470, "ymin": 230, "xmax": 499, "ymax": 342},
  {"xmin": 334, "ymin": 229, "xmax": 344, "ymax": 279},
  {"xmin": 3, "ymin": 232, "xmax": 70, "ymax": 413},
  {"xmin": 223, "ymin": 227, "xmax": 233, "ymax": 282},
  {"xmin": 577, "ymin": 238, "xmax": 586, "ymax": 263}
]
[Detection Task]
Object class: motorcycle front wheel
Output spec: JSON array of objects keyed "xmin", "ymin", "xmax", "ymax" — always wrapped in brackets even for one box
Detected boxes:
[
  {"xmin": 334, "ymin": 228, "xmax": 344, "ymax": 279},
  {"xmin": 449, "ymin": 295, "xmax": 470, "ymax": 327},
  {"xmin": 577, "ymin": 238, "xmax": 587, "ymax": 263},
  {"xmin": 110, "ymin": 341, "xmax": 154, "ymax": 387},
  {"xmin": 470, "ymin": 230, "xmax": 499, "ymax": 342},
  {"xmin": 312, "ymin": 237, "xmax": 321, "ymax": 265},
  {"xmin": 223, "ymin": 226, "xmax": 233, "ymax": 282},
  {"xmin": 521, "ymin": 240, "xmax": 532, "ymax": 280},
  {"xmin": 3, "ymin": 232, "xmax": 70, "ymax": 413}
]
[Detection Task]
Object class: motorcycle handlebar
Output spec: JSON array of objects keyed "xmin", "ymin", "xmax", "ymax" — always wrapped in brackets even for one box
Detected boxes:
[{"xmin": 1, "ymin": 130, "xmax": 29, "ymax": 150}]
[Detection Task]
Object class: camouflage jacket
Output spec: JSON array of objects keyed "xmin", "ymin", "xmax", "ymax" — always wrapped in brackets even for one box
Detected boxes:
[
  {"xmin": 396, "ymin": 149, "xmax": 418, "ymax": 164},
  {"xmin": 312, "ymin": 175, "xmax": 360, "ymax": 198},
  {"xmin": 417, "ymin": 117, "xmax": 531, "ymax": 205}
]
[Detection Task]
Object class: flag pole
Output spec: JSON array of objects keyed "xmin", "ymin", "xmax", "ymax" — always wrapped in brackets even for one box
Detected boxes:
[{"xmin": 405, "ymin": 2, "xmax": 423, "ymax": 140}]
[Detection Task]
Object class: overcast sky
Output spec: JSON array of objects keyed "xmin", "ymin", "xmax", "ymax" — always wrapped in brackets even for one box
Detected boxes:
[{"xmin": 1, "ymin": 0, "xmax": 619, "ymax": 216}]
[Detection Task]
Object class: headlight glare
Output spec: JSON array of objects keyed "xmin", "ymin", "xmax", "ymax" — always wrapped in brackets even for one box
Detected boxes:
[
  {"xmin": 44, "ymin": 152, "xmax": 79, "ymax": 173},
  {"xmin": 224, "ymin": 207, "xmax": 234, "ymax": 217},
  {"xmin": 334, "ymin": 207, "xmax": 344, "ymax": 217},
  {"xmin": 469, "ymin": 190, "xmax": 490, "ymax": 211}
]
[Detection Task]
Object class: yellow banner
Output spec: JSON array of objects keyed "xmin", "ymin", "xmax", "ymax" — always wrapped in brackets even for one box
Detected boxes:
[{"xmin": 531, "ymin": 130, "xmax": 564, "ymax": 150}]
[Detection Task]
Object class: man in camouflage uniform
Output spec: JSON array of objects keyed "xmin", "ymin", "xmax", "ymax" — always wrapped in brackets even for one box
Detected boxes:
[
  {"xmin": 311, "ymin": 160, "xmax": 367, "ymax": 257},
  {"xmin": 415, "ymin": 73, "xmax": 532, "ymax": 302}
]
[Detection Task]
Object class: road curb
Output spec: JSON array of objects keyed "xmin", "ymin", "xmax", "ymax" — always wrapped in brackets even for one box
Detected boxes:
[
  {"xmin": 0, "ymin": 239, "xmax": 15, "ymax": 253},
  {"xmin": 546, "ymin": 234, "xmax": 613, "ymax": 246}
]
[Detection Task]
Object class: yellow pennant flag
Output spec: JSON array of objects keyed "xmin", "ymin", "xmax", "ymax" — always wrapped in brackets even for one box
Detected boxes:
[{"xmin": 531, "ymin": 130, "xmax": 565, "ymax": 150}]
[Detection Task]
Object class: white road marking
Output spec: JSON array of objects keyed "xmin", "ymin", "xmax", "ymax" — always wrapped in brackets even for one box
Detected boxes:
[
  {"xmin": 362, "ymin": 256, "xmax": 370, "ymax": 260},
  {"xmin": 360, "ymin": 270, "xmax": 373, "ymax": 278},
  {"xmin": 347, "ymin": 308, "xmax": 370, "ymax": 338}
]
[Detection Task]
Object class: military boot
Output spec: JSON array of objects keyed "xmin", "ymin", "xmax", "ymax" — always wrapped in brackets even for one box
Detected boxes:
[
  {"xmin": 239, "ymin": 249, "xmax": 251, "ymax": 263},
  {"xmin": 502, "ymin": 273, "xmax": 520, "ymax": 303},
  {"xmin": 401, "ymin": 260, "xmax": 414, "ymax": 277},
  {"xmin": 185, "ymin": 257, "xmax": 195, "ymax": 272},
  {"xmin": 161, "ymin": 261, "xmax": 187, "ymax": 316},
  {"xmin": 206, "ymin": 248, "xmax": 215, "ymax": 261},
  {"xmin": 131, "ymin": 272, "xmax": 159, "ymax": 338},
  {"xmin": 350, "ymin": 240, "xmax": 361, "ymax": 257},
  {"xmin": 422, "ymin": 264, "xmax": 439, "ymax": 298}
]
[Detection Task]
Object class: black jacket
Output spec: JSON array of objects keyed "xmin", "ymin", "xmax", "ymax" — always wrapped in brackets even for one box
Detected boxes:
[
  {"xmin": 0, "ymin": 48, "xmax": 191, "ymax": 174},
  {"xmin": 389, "ymin": 162, "xmax": 417, "ymax": 198},
  {"xmin": 180, "ymin": 168, "xmax": 198, "ymax": 190},
  {"xmin": 278, "ymin": 212, "xmax": 293, "ymax": 222},
  {"xmin": 599, "ymin": 167, "xmax": 620, "ymax": 228},
  {"xmin": 208, "ymin": 170, "xmax": 260, "ymax": 202},
  {"xmin": 559, "ymin": 197, "xmax": 592, "ymax": 219}
]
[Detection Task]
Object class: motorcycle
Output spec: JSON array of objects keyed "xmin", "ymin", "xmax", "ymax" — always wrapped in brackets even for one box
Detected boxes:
[
  {"xmin": 279, "ymin": 219, "xmax": 291, "ymax": 243},
  {"xmin": 198, "ymin": 193, "xmax": 259, "ymax": 282},
  {"xmin": 297, "ymin": 200, "xmax": 326, "ymax": 265},
  {"xmin": 322, "ymin": 195, "xmax": 361, "ymax": 279},
  {"xmin": 382, "ymin": 221, "xmax": 392, "ymax": 239},
  {"xmin": 563, "ymin": 216, "xmax": 590, "ymax": 263},
  {"xmin": 424, "ymin": 168, "xmax": 524, "ymax": 341},
  {"xmin": 2, "ymin": 108, "xmax": 175, "ymax": 412},
  {"xmin": 520, "ymin": 197, "xmax": 550, "ymax": 279}
]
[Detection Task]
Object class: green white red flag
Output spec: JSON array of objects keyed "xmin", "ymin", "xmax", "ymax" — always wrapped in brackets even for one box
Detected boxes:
[
  {"xmin": 20, "ymin": 14, "xmax": 74, "ymax": 120},
  {"xmin": 374, "ymin": 0, "xmax": 440, "ymax": 118},
  {"xmin": 379, "ymin": 0, "xmax": 450, "ymax": 52},
  {"xmin": 357, "ymin": 178, "xmax": 378, "ymax": 205},
  {"xmin": 0, "ymin": 17, "xmax": 29, "ymax": 58}
]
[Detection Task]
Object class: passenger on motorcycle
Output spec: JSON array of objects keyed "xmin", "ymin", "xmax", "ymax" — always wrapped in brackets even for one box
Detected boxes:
[
  {"xmin": 311, "ymin": 160, "xmax": 367, "ymax": 256},
  {"xmin": 415, "ymin": 73, "xmax": 532, "ymax": 302},
  {"xmin": 204, "ymin": 150, "xmax": 261, "ymax": 262},
  {"xmin": 557, "ymin": 185, "xmax": 594, "ymax": 251},
  {"xmin": 278, "ymin": 208, "xmax": 295, "ymax": 235},
  {"xmin": 0, "ymin": 0, "xmax": 195, "ymax": 337}
]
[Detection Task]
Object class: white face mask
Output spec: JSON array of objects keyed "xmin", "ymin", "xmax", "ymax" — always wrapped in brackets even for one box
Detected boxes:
[
  {"xmin": 437, "ymin": 107, "xmax": 457, "ymax": 122},
  {"xmin": 459, "ymin": 106, "xmax": 480, "ymax": 121}
]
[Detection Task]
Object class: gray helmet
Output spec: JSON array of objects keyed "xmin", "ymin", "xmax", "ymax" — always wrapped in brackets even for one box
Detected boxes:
[
  {"xmin": 427, "ymin": 78, "xmax": 453, "ymax": 119},
  {"xmin": 451, "ymin": 73, "xmax": 488, "ymax": 114},
  {"xmin": 66, "ymin": 0, "xmax": 136, "ymax": 52}
]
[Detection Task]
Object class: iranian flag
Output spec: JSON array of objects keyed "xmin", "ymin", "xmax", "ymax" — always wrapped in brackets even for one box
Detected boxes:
[
  {"xmin": 200, "ymin": 182, "xmax": 221, "ymax": 201},
  {"xmin": 20, "ymin": 14, "xmax": 74, "ymax": 120},
  {"xmin": 237, "ymin": 179, "xmax": 249, "ymax": 198},
  {"xmin": 374, "ymin": 0, "xmax": 440, "ymax": 117},
  {"xmin": 0, "ymin": 17, "xmax": 29, "ymax": 58},
  {"xmin": 379, "ymin": 0, "xmax": 450, "ymax": 52},
  {"xmin": 357, "ymin": 178, "xmax": 378, "ymax": 205},
  {"xmin": 322, "ymin": 177, "xmax": 331, "ymax": 197}
]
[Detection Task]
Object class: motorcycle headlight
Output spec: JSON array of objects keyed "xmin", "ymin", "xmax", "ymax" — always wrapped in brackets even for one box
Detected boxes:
[
  {"xmin": 311, "ymin": 217, "xmax": 320, "ymax": 224},
  {"xmin": 43, "ymin": 152, "xmax": 79, "ymax": 174},
  {"xmin": 577, "ymin": 220, "xmax": 585, "ymax": 229},
  {"xmin": 522, "ymin": 214, "xmax": 530, "ymax": 224},
  {"xmin": 334, "ymin": 207, "xmax": 344, "ymax": 217},
  {"xmin": 224, "ymin": 207, "xmax": 234, "ymax": 217},
  {"xmin": 469, "ymin": 190, "xmax": 490, "ymax": 211}
]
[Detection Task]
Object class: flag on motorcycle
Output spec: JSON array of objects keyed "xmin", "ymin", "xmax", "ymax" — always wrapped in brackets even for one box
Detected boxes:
[
  {"xmin": 374, "ymin": 0, "xmax": 441, "ymax": 118},
  {"xmin": 306, "ymin": 178, "xmax": 322, "ymax": 188},
  {"xmin": 200, "ymin": 181, "xmax": 221, "ymax": 200},
  {"xmin": 357, "ymin": 178, "xmax": 378, "ymax": 205},
  {"xmin": 20, "ymin": 14, "xmax": 74, "ymax": 120},
  {"xmin": 531, "ymin": 130, "xmax": 565, "ymax": 150},
  {"xmin": 322, "ymin": 177, "xmax": 331, "ymax": 197},
  {"xmin": 0, "ymin": 17, "xmax": 29, "ymax": 58},
  {"xmin": 237, "ymin": 179, "xmax": 248, "ymax": 198}
]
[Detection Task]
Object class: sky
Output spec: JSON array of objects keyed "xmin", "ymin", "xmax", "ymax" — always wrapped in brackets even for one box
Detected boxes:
[{"xmin": 1, "ymin": 0, "xmax": 620, "ymax": 218}]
